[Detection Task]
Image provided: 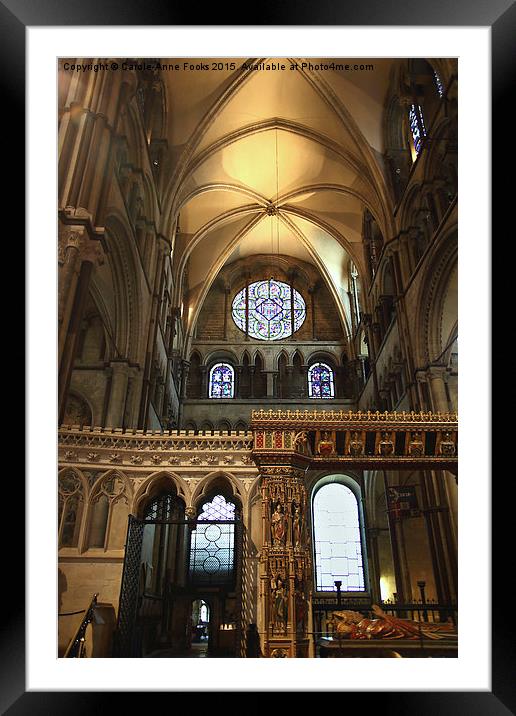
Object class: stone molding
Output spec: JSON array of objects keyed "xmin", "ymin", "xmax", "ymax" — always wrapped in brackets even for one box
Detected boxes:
[{"xmin": 59, "ymin": 426, "xmax": 255, "ymax": 469}]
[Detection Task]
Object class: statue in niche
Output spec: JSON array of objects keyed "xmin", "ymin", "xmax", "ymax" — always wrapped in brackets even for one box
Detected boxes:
[
  {"xmin": 294, "ymin": 576, "xmax": 308, "ymax": 634},
  {"xmin": 349, "ymin": 431, "xmax": 364, "ymax": 456},
  {"xmin": 318, "ymin": 431, "xmax": 335, "ymax": 456},
  {"xmin": 270, "ymin": 502, "xmax": 287, "ymax": 546},
  {"xmin": 408, "ymin": 430, "xmax": 424, "ymax": 457},
  {"xmin": 270, "ymin": 574, "xmax": 288, "ymax": 634},
  {"xmin": 439, "ymin": 431, "xmax": 456, "ymax": 456},
  {"xmin": 379, "ymin": 431, "xmax": 394, "ymax": 456},
  {"xmin": 292, "ymin": 502, "xmax": 302, "ymax": 548}
]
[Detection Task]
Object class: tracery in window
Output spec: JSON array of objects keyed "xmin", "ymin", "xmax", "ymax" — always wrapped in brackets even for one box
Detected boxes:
[
  {"xmin": 313, "ymin": 483, "xmax": 365, "ymax": 592},
  {"xmin": 189, "ymin": 495, "xmax": 237, "ymax": 584},
  {"xmin": 88, "ymin": 472, "xmax": 129, "ymax": 549},
  {"xmin": 58, "ymin": 470, "xmax": 85, "ymax": 547},
  {"xmin": 308, "ymin": 362, "xmax": 335, "ymax": 399},
  {"xmin": 231, "ymin": 279, "xmax": 306, "ymax": 341},
  {"xmin": 409, "ymin": 104, "xmax": 427, "ymax": 157},
  {"xmin": 209, "ymin": 362, "xmax": 234, "ymax": 399}
]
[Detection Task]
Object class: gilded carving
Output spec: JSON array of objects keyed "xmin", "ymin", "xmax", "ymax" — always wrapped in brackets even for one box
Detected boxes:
[
  {"xmin": 408, "ymin": 431, "xmax": 424, "ymax": 457},
  {"xmin": 439, "ymin": 431, "xmax": 456, "ymax": 456},
  {"xmin": 331, "ymin": 604, "xmax": 455, "ymax": 640},
  {"xmin": 270, "ymin": 573, "xmax": 288, "ymax": 635},
  {"xmin": 378, "ymin": 431, "xmax": 394, "ymax": 456},
  {"xmin": 270, "ymin": 502, "xmax": 287, "ymax": 546},
  {"xmin": 348, "ymin": 431, "xmax": 364, "ymax": 456},
  {"xmin": 317, "ymin": 430, "xmax": 336, "ymax": 456}
]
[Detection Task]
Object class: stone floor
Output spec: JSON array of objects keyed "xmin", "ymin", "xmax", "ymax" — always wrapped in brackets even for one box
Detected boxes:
[{"xmin": 144, "ymin": 641, "xmax": 231, "ymax": 658}]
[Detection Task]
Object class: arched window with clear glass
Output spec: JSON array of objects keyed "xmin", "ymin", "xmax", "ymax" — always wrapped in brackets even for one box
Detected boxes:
[
  {"xmin": 189, "ymin": 494, "xmax": 238, "ymax": 585},
  {"xmin": 313, "ymin": 482, "xmax": 365, "ymax": 592},
  {"xmin": 308, "ymin": 362, "xmax": 335, "ymax": 399},
  {"xmin": 208, "ymin": 362, "xmax": 234, "ymax": 398}
]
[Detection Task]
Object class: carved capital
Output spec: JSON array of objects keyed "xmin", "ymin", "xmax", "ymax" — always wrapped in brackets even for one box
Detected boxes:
[{"xmin": 58, "ymin": 224, "xmax": 104, "ymax": 267}]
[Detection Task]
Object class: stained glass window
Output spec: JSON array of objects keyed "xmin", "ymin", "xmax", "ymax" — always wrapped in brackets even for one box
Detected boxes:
[
  {"xmin": 209, "ymin": 363, "xmax": 234, "ymax": 398},
  {"xmin": 189, "ymin": 495, "xmax": 236, "ymax": 584},
  {"xmin": 409, "ymin": 104, "xmax": 427, "ymax": 156},
  {"xmin": 433, "ymin": 70, "xmax": 444, "ymax": 98},
  {"xmin": 313, "ymin": 483, "xmax": 365, "ymax": 592},
  {"xmin": 308, "ymin": 363, "xmax": 335, "ymax": 399},
  {"xmin": 231, "ymin": 279, "xmax": 306, "ymax": 341}
]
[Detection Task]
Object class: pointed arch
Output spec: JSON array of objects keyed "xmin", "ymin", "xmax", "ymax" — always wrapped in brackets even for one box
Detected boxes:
[
  {"xmin": 132, "ymin": 470, "xmax": 190, "ymax": 517},
  {"xmin": 192, "ymin": 471, "xmax": 245, "ymax": 514}
]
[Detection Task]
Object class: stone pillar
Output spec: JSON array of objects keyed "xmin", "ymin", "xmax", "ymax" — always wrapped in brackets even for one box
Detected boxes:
[
  {"xmin": 256, "ymin": 458, "xmax": 311, "ymax": 658},
  {"xmin": 427, "ymin": 365, "xmax": 450, "ymax": 413},
  {"xmin": 309, "ymin": 286, "xmax": 316, "ymax": 339},
  {"xmin": 266, "ymin": 372, "xmax": 276, "ymax": 398},
  {"xmin": 427, "ymin": 364, "xmax": 458, "ymax": 556},
  {"xmin": 180, "ymin": 360, "xmax": 190, "ymax": 399},
  {"xmin": 234, "ymin": 365, "xmax": 242, "ymax": 399},
  {"xmin": 383, "ymin": 472, "xmax": 409, "ymax": 603},
  {"xmin": 105, "ymin": 361, "xmax": 130, "ymax": 428},
  {"xmin": 249, "ymin": 366, "xmax": 255, "ymax": 399},
  {"xmin": 58, "ymin": 220, "xmax": 104, "ymax": 424},
  {"xmin": 365, "ymin": 527, "xmax": 382, "ymax": 604},
  {"xmin": 125, "ymin": 367, "xmax": 144, "ymax": 429},
  {"xmin": 398, "ymin": 232, "xmax": 413, "ymax": 282},
  {"xmin": 200, "ymin": 366, "xmax": 208, "ymax": 399}
]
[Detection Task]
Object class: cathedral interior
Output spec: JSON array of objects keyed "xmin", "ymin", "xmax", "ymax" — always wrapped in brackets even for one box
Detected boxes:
[{"xmin": 57, "ymin": 57, "xmax": 458, "ymax": 659}]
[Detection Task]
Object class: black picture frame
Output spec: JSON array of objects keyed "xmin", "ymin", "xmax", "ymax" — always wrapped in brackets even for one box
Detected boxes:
[{"xmin": 7, "ymin": 0, "xmax": 508, "ymax": 711}]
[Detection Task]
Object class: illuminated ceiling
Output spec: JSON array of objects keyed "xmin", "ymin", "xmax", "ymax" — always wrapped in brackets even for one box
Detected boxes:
[{"xmin": 158, "ymin": 58, "xmax": 400, "ymax": 337}]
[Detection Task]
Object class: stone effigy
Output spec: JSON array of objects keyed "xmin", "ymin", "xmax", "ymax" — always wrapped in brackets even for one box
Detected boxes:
[{"xmin": 331, "ymin": 604, "xmax": 455, "ymax": 640}]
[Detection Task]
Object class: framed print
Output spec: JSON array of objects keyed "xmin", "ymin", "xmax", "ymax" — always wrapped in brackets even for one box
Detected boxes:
[{"xmin": 5, "ymin": 0, "xmax": 510, "ymax": 711}]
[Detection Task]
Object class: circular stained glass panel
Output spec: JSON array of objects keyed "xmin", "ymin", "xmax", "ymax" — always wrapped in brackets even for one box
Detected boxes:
[{"xmin": 231, "ymin": 279, "xmax": 306, "ymax": 341}]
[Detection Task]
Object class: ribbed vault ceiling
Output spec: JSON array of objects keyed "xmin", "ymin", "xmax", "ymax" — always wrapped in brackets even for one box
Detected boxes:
[{"xmin": 159, "ymin": 58, "xmax": 400, "ymax": 337}]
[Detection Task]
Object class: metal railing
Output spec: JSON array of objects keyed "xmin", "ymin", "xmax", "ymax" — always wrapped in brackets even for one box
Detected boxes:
[
  {"xmin": 62, "ymin": 593, "xmax": 99, "ymax": 658},
  {"xmin": 312, "ymin": 599, "xmax": 457, "ymax": 642}
]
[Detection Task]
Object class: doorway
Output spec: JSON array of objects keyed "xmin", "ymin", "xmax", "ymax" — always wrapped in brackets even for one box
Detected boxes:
[{"xmin": 190, "ymin": 599, "xmax": 210, "ymax": 656}]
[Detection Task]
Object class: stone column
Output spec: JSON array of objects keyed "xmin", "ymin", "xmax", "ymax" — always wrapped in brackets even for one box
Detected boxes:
[
  {"xmin": 58, "ymin": 220, "xmax": 104, "ymax": 424},
  {"xmin": 200, "ymin": 366, "xmax": 208, "ymax": 399},
  {"xmin": 383, "ymin": 472, "xmax": 409, "ymax": 603},
  {"xmin": 266, "ymin": 372, "xmax": 276, "ymax": 398},
  {"xmin": 105, "ymin": 361, "xmax": 130, "ymax": 428},
  {"xmin": 255, "ymin": 457, "xmax": 311, "ymax": 658},
  {"xmin": 427, "ymin": 366, "xmax": 450, "ymax": 413},
  {"xmin": 427, "ymin": 364, "xmax": 458, "ymax": 553},
  {"xmin": 249, "ymin": 366, "xmax": 255, "ymax": 399},
  {"xmin": 365, "ymin": 527, "xmax": 382, "ymax": 604},
  {"xmin": 180, "ymin": 360, "xmax": 190, "ymax": 399}
]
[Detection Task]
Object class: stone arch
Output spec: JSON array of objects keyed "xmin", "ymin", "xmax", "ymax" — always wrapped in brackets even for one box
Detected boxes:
[
  {"xmin": 309, "ymin": 471, "xmax": 369, "ymax": 593},
  {"xmin": 104, "ymin": 213, "xmax": 143, "ymax": 362},
  {"xmin": 306, "ymin": 350, "xmax": 337, "ymax": 369},
  {"xmin": 61, "ymin": 390, "xmax": 94, "ymax": 428},
  {"xmin": 85, "ymin": 468, "xmax": 133, "ymax": 551},
  {"xmin": 132, "ymin": 470, "xmax": 190, "ymax": 517},
  {"xmin": 413, "ymin": 229, "xmax": 458, "ymax": 366},
  {"xmin": 58, "ymin": 467, "xmax": 89, "ymax": 549},
  {"xmin": 204, "ymin": 349, "xmax": 239, "ymax": 381},
  {"xmin": 192, "ymin": 471, "xmax": 245, "ymax": 515}
]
